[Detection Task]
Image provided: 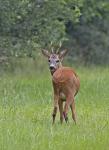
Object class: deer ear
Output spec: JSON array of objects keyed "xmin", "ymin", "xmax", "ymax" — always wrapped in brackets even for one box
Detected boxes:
[
  {"xmin": 42, "ymin": 49, "xmax": 50, "ymax": 58},
  {"xmin": 59, "ymin": 49, "xmax": 68, "ymax": 59}
]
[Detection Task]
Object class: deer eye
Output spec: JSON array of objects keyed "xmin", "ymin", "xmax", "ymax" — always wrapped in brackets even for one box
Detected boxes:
[
  {"xmin": 48, "ymin": 59, "xmax": 50, "ymax": 62},
  {"xmin": 56, "ymin": 60, "xmax": 59, "ymax": 63}
]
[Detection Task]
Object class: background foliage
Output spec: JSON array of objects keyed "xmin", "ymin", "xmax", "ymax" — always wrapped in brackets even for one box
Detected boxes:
[{"xmin": 0, "ymin": 0, "xmax": 109, "ymax": 69}]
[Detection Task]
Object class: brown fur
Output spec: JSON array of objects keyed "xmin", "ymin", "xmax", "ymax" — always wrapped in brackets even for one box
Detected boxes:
[{"xmin": 52, "ymin": 67, "xmax": 80, "ymax": 124}]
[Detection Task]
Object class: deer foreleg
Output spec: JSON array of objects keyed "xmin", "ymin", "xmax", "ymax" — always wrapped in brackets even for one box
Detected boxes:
[
  {"xmin": 52, "ymin": 107, "xmax": 57, "ymax": 124},
  {"xmin": 58, "ymin": 99, "xmax": 63, "ymax": 124},
  {"xmin": 52, "ymin": 94, "xmax": 59, "ymax": 124}
]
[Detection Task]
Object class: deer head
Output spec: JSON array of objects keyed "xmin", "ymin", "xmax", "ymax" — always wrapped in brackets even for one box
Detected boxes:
[{"xmin": 42, "ymin": 43, "xmax": 68, "ymax": 74}]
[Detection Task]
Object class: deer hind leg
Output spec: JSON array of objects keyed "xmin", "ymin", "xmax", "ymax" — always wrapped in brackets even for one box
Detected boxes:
[
  {"xmin": 63, "ymin": 95, "xmax": 73, "ymax": 123},
  {"xmin": 70, "ymin": 98, "xmax": 77, "ymax": 124},
  {"xmin": 58, "ymin": 99, "xmax": 63, "ymax": 124}
]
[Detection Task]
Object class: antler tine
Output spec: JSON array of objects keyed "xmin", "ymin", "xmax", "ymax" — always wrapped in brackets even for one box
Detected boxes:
[
  {"xmin": 56, "ymin": 41, "xmax": 62, "ymax": 54},
  {"xmin": 51, "ymin": 47, "xmax": 54, "ymax": 53},
  {"xmin": 50, "ymin": 41, "xmax": 54, "ymax": 54}
]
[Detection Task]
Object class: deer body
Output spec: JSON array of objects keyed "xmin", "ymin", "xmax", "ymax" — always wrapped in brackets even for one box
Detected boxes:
[
  {"xmin": 42, "ymin": 47, "xmax": 80, "ymax": 124},
  {"xmin": 52, "ymin": 67, "xmax": 80, "ymax": 123},
  {"xmin": 53, "ymin": 67, "xmax": 79, "ymax": 101}
]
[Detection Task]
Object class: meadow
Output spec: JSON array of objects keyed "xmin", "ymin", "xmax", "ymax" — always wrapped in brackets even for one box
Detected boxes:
[{"xmin": 0, "ymin": 67, "xmax": 109, "ymax": 150}]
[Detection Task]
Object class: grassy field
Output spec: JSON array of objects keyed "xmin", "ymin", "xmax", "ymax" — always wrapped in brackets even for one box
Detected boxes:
[{"xmin": 0, "ymin": 67, "xmax": 109, "ymax": 150}]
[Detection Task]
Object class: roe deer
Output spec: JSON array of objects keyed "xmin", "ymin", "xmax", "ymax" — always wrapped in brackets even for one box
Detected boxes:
[{"xmin": 42, "ymin": 44, "xmax": 80, "ymax": 124}]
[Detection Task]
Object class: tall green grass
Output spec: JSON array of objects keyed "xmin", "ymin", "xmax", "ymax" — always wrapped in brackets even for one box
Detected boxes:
[{"xmin": 0, "ymin": 67, "xmax": 109, "ymax": 150}]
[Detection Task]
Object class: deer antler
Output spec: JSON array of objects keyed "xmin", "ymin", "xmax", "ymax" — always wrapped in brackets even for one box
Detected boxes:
[
  {"xmin": 50, "ymin": 41, "xmax": 54, "ymax": 54},
  {"xmin": 56, "ymin": 41, "xmax": 62, "ymax": 54}
]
